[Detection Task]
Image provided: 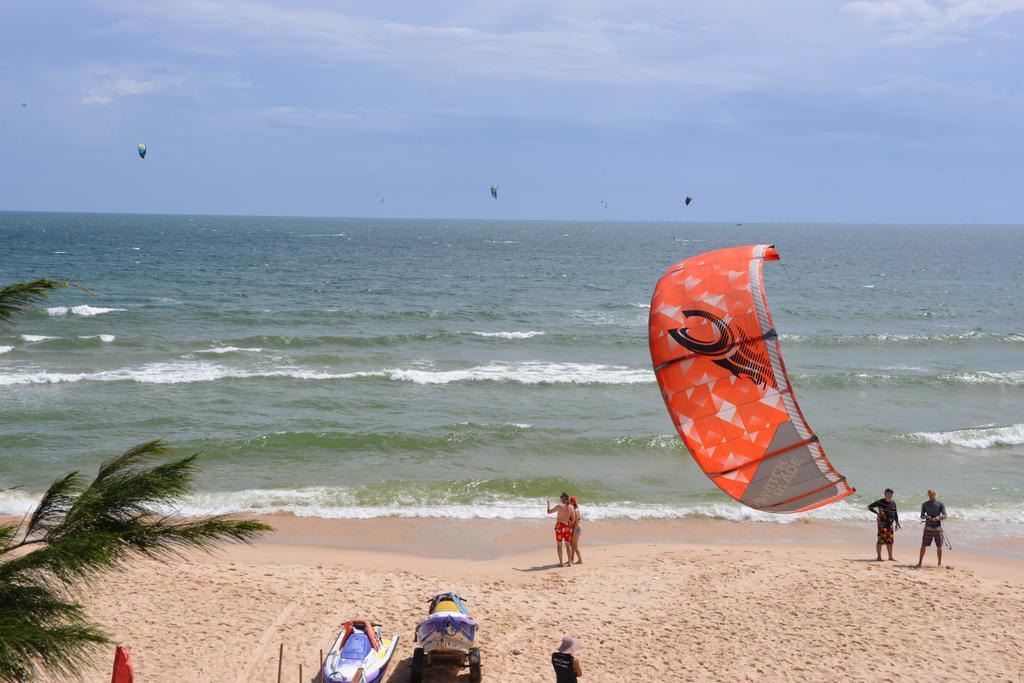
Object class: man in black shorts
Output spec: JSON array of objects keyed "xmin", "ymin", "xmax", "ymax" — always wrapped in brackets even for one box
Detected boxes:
[
  {"xmin": 867, "ymin": 488, "xmax": 900, "ymax": 561},
  {"xmin": 917, "ymin": 489, "xmax": 947, "ymax": 567}
]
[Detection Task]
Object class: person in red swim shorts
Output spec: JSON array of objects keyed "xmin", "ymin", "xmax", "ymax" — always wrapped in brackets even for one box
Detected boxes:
[{"xmin": 547, "ymin": 492, "xmax": 574, "ymax": 567}]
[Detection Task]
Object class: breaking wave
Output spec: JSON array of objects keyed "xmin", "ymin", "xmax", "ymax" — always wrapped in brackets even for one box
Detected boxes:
[
  {"xmin": 3, "ymin": 489, "xmax": 1019, "ymax": 525},
  {"xmin": 386, "ymin": 362, "xmax": 652, "ymax": 385},
  {"xmin": 471, "ymin": 330, "xmax": 545, "ymax": 339},
  {"xmin": 792, "ymin": 369, "xmax": 1024, "ymax": 388},
  {"xmin": 196, "ymin": 346, "xmax": 263, "ymax": 354},
  {"xmin": 778, "ymin": 330, "xmax": 1024, "ymax": 346},
  {"xmin": 46, "ymin": 305, "xmax": 126, "ymax": 317},
  {"xmin": 904, "ymin": 424, "xmax": 1024, "ymax": 449},
  {"xmin": 0, "ymin": 361, "xmax": 653, "ymax": 387}
]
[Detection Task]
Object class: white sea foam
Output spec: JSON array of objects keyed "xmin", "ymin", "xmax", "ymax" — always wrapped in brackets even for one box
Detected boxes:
[
  {"xmin": 196, "ymin": 346, "xmax": 263, "ymax": 354},
  {"xmin": 0, "ymin": 345, "xmax": 12, "ymax": 354},
  {"xmin": 387, "ymin": 362, "xmax": 653, "ymax": 385},
  {"xmin": 471, "ymin": 330, "xmax": 545, "ymax": 339},
  {"xmin": 613, "ymin": 434, "xmax": 680, "ymax": 449},
  {"xmin": 780, "ymin": 331, "xmax": 993, "ymax": 345},
  {"xmin": 0, "ymin": 362, "xmax": 384, "ymax": 386},
  {"xmin": 571, "ymin": 311, "xmax": 617, "ymax": 325},
  {"xmin": 20, "ymin": 334, "xmax": 58, "ymax": 342},
  {"xmin": 907, "ymin": 424, "xmax": 1024, "ymax": 449},
  {"xmin": 0, "ymin": 360, "xmax": 653, "ymax": 387},
  {"xmin": 880, "ymin": 364, "xmax": 928, "ymax": 372},
  {"xmin": 79, "ymin": 334, "xmax": 116, "ymax": 343},
  {"xmin": 46, "ymin": 305, "xmax": 126, "ymax": 317},
  {"xmin": 946, "ymin": 370, "xmax": 1024, "ymax": 385},
  {"xmin": 0, "ymin": 490, "xmax": 39, "ymax": 516},
  {"xmin": 3, "ymin": 489, "xmax": 1022, "ymax": 526}
]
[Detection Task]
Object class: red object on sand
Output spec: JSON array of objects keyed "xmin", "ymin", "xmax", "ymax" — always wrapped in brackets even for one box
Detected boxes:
[{"xmin": 111, "ymin": 645, "xmax": 134, "ymax": 683}]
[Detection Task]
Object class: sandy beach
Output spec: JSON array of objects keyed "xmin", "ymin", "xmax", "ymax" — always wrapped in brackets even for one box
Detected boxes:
[{"xmin": 53, "ymin": 517, "xmax": 1023, "ymax": 682}]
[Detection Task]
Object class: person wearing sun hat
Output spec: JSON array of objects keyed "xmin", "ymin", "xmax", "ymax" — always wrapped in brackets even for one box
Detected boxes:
[{"xmin": 552, "ymin": 634, "xmax": 583, "ymax": 681}]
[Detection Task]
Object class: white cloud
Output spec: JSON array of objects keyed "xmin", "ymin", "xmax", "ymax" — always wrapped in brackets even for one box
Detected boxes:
[
  {"xmin": 845, "ymin": 0, "xmax": 1024, "ymax": 43},
  {"xmin": 95, "ymin": 0, "xmax": 767, "ymax": 89},
  {"xmin": 82, "ymin": 70, "xmax": 187, "ymax": 105}
]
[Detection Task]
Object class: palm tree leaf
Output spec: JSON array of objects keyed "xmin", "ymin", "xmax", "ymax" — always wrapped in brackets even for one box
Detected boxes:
[
  {"xmin": 20, "ymin": 472, "xmax": 82, "ymax": 543},
  {"xmin": 0, "ymin": 441, "xmax": 272, "ymax": 681},
  {"xmin": 0, "ymin": 581, "xmax": 108, "ymax": 682},
  {"xmin": 94, "ymin": 439, "xmax": 168, "ymax": 482},
  {"xmin": 0, "ymin": 279, "xmax": 64, "ymax": 329},
  {"xmin": 0, "ymin": 523, "xmax": 17, "ymax": 549}
]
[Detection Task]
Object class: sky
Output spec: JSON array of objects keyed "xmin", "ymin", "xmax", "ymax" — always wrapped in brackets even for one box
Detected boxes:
[{"xmin": 1, "ymin": 0, "xmax": 1022, "ymax": 223}]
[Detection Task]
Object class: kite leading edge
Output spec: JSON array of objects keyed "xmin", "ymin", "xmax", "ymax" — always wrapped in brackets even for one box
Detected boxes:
[{"xmin": 648, "ymin": 244, "xmax": 854, "ymax": 513}]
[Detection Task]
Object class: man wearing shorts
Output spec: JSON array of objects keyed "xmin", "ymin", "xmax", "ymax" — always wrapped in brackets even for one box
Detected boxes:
[
  {"xmin": 867, "ymin": 488, "xmax": 901, "ymax": 561},
  {"xmin": 547, "ymin": 492, "xmax": 574, "ymax": 567},
  {"xmin": 917, "ymin": 489, "xmax": 947, "ymax": 567}
]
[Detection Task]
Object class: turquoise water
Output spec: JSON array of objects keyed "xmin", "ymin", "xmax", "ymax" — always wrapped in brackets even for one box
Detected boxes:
[{"xmin": 1, "ymin": 212, "xmax": 1022, "ymax": 529}]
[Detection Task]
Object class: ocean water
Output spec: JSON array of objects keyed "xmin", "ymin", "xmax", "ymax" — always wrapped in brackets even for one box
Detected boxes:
[{"xmin": 1, "ymin": 212, "xmax": 1022, "ymax": 533}]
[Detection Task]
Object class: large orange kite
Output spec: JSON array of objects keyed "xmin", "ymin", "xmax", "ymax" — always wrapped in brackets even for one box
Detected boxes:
[{"xmin": 648, "ymin": 244, "xmax": 854, "ymax": 512}]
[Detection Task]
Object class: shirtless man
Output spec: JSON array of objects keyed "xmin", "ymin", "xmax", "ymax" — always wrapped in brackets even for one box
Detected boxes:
[{"xmin": 546, "ymin": 492, "xmax": 574, "ymax": 567}]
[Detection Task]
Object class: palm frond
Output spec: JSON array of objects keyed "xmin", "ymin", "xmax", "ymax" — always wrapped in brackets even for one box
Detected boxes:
[
  {"xmin": 94, "ymin": 440, "xmax": 168, "ymax": 482},
  {"xmin": 117, "ymin": 516, "xmax": 271, "ymax": 558},
  {"xmin": 0, "ymin": 530, "xmax": 122, "ymax": 587},
  {"xmin": 0, "ymin": 442, "xmax": 272, "ymax": 681},
  {"xmin": 0, "ymin": 523, "xmax": 17, "ymax": 549},
  {"xmin": 0, "ymin": 279, "xmax": 64, "ymax": 328},
  {"xmin": 0, "ymin": 581, "xmax": 108, "ymax": 682},
  {"xmin": 20, "ymin": 472, "xmax": 82, "ymax": 544}
]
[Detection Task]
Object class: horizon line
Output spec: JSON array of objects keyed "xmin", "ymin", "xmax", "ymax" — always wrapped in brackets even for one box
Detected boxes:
[{"xmin": 0, "ymin": 208, "xmax": 1021, "ymax": 228}]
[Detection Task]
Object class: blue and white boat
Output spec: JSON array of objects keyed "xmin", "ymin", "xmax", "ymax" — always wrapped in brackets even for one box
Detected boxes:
[{"xmin": 321, "ymin": 619, "xmax": 399, "ymax": 683}]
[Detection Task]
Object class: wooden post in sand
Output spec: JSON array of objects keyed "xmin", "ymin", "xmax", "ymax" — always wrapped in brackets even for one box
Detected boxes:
[
  {"xmin": 277, "ymin": 643, "xmax": 283, "ymax": 683},
  {"xmin": 299, "ymin": 663, "xmax": 303, "ymax": 682}
]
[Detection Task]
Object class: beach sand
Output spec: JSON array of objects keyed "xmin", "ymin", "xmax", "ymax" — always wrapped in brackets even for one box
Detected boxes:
[{"xmin": 62, "ymin": 517, "xmax": 1023, "ymax": 682}]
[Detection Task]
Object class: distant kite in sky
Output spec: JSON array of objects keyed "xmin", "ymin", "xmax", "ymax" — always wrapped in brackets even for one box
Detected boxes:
[
  {"xmin": 490, "ymin": 184, "xmax": 498, "ymax": 199},
  {"xmin": 600, "ymin": 200, "xmax": 608, "ymax": 210},
  {"xmin": 376, "ymin": 194, "xmax": 385, "ymax": 206},
  {"xmin": 137, "ymin": 143, "xmax": 147, "ymax": 159},
  {"xmin": 684, "ymin": 196, "xmax": 693, "ymax": 206}
]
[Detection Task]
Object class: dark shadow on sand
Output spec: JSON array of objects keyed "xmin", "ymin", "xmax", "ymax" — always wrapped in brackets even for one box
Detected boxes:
[
  {"xmin": 385, "ymin": 655, "xmax": 470, "ymax": 682},
  {"xmin": 845, "ymin": 558, "xmax": 899, "ymax": 564},
  {"xmin": 513, "ymin": 563, "xmax": 565, "ymax": 572}
]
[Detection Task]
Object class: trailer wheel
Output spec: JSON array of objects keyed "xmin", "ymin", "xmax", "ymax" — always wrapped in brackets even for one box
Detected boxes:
[
  {"xmin": 410, "ymin": 647, "xmax": 424, "ymax": 683},
  {"xmin": 468, "ymin": 647, "xmax": 482, "ymax": 683}
]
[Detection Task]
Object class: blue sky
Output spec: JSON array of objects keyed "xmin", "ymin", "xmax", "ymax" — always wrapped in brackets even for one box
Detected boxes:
[{"xmin": 1, "ymin": 0, "xmax": 1022, "ymax": 222}]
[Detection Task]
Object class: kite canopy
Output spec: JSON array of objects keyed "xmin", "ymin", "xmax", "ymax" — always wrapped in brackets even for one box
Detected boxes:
[
  {"xmin": 137, "ymin": 143, "xmax": 146, "ymax": 159},
  {"xmin": 648, "ymin": 244, "xmax": 853, "ymax": 513}
]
